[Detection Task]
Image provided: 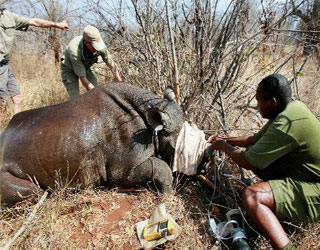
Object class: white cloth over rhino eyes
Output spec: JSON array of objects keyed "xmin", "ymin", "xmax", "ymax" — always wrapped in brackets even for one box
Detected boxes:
[{"xmin": 173, "ymin": 121, "xmax": 210, "ymax": 176}]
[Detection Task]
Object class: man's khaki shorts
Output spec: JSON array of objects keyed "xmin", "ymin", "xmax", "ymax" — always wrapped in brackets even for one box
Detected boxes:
[
  {"xmin": 0, "ymin": 64, "xmax": 20, "ymax": 97},
  {"xmin": 269, "ymin": 177, "xmax": 320, "ymax": 222}
]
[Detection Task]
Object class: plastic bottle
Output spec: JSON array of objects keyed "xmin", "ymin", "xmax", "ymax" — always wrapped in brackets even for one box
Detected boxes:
[{"xmin": 229, "ymin": 213, "xmax": 251, "ymax": 250}]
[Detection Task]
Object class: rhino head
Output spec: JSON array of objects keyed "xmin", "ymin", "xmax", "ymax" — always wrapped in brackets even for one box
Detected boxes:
[{"xmin": 146, "ymin": 88, "xmax": 184, "ymax": 165}]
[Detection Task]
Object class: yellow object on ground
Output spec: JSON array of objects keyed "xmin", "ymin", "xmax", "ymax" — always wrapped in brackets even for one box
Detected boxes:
[
  {"xmin": 136, "ymin": 203, "xmax": 182, "ymax": 250},
  {"xmin": 143, "ymin": 219, "xmax": 174, "ymax": 241}
]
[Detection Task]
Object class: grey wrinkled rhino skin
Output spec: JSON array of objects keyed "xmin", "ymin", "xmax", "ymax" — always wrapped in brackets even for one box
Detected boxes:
[{"xmin": 0, "ymin": 83, "xmax": 184, "ymax": 207}]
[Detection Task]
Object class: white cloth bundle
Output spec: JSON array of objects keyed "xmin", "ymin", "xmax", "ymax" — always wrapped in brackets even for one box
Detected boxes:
[{"xmin": 173, "ymin": 121, "xmax": 210, "ymax": 176}]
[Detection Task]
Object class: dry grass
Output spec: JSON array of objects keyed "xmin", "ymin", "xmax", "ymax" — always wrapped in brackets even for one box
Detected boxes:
[
  {"xmin": 0, "ymin": 181, "xmax": 227, "ymax": 250},
  {"xmin": 10, "ymin": 53, "xmax": 69, "ymax": 110},
  {"xmin": 1, "ymin": 163, "xmax": 319, "ymax": 250},
  {"xmin": 0, "ymin": 96, "xmax": 11, "ymax": 131},
  {"xmin": 0, "ymin": 53, "xmax": 69, "ymax": 130},
  {"xmin": 1, "ymin": 51, "xmax": 320, "ymax": 249}
]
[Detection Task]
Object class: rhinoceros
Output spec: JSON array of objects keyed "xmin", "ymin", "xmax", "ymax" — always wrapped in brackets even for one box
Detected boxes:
[{"xmin": 0, "ymin": 83, "xmax": 184, "ymax": 207}]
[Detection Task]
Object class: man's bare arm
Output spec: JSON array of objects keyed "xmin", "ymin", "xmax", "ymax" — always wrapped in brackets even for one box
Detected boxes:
[
  {"xmin": 225, "ymin": 135, "xmax": 256, "ymax": 148},
  {"xmin": 28, "ymin": 19, "xmax": 69, "ymax": 30},
  {"xmin": 217, "ymin": 141, "xmax": 256, "ymax": 171},
  {"xmin": 208, "ymin": 135, "xmax": 256, "ymax": 171}
]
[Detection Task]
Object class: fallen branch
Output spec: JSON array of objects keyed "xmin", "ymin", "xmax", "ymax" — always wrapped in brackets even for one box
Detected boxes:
[
  {"xmin": 117, "ymin": 188, "xmax": 146, "ymax": 193},
  {"xmin": 1, "ymin": 191, "xmax": 48, "ymax": 250}
]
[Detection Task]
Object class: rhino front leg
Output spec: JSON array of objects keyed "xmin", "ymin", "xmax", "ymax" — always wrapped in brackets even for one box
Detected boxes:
[
  {"xmin": 0, "ymin": 163, "xmax": 42, "ymax": 207},
  {"xmin": 126, "ymin": 157, "xmax": 173, "ymax": 193}
]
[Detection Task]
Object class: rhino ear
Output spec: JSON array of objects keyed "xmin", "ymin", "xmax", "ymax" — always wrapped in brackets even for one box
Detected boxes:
[
  {"xmin": 163, "ymin": 86, "xmax": 176, "ymax": 102},
  {"xmin": 147, "ymin": 107, "xmax": 172, "ymax": 132}
]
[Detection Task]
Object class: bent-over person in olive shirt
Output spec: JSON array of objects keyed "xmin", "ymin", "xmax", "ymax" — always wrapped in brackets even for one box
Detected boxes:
[{"xmin": 61, "ymin": 25, "xmax": 122, "ymax": 99}]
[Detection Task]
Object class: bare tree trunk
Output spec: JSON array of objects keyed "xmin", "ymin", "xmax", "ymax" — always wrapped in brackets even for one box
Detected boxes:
[
  {"xmin": 291, "ymin": 0, "xmax": 320, "ymax": 55},
  {"xmin": 49, "ymin": 28, "xmax": 61, "ymax": 68},
  {"xmin": 165, "ymin": 0, "xmax": 181, "ymax": 105}
]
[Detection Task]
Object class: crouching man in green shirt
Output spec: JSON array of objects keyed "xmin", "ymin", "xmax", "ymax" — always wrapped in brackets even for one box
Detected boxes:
[
  {"xmin": 61, "ymin": 25, "xmax": 122, "ymax": 99},
  {"xmin": 209, "ymin": 74, "xmax": 320, "ymax": 250}
]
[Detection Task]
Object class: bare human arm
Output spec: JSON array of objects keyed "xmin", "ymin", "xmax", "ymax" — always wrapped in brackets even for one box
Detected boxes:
[
  {"xmin": 108, "ymin": 65, "xmax": 123, "ymax": 83},
  {"xmin": 208, "ymin": 135, "xmax": 256, "ymax": 171},
  {"xmin": 225, "ymin": 135, "xmax": 256, "ymax": 148},
  {"xmin": 79, "ymin": 77, "xmax": 95, "ymax": 91},
  {"xmin": 28, "ymin": 18, "xmax": 69, "ymax": 30}
]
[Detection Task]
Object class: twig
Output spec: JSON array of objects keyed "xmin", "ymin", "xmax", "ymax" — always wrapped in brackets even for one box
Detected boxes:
[
  {"xmin": 203, "ymin": 128, "xmax": 260, "ymax": 132},
  {"xmin": 117, "ymin": 188, "xmax": 146, "ymax": 193},
  {"xmin": 1, "ymin": 191, "xmax": 48, "ymax": 250},
  {"xmin": 271, "ymin": 28, "xmax": 320, "ymax": 34},
  {"xmin": 282, "ymin": 221, "xmax": 320, "ymax": 239},
  {"xmin": 196, "ymin": 174, "xmax": 217, "ymax": 190}
]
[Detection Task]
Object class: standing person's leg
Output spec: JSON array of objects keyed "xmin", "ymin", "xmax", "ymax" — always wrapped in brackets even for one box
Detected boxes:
[
  {"xmin": 0, "ymin": 64, "xmax": 8, "ymax": 97},
  {"xmin": 61, "ymin": 69, "xmax": 80, "ymax": 99},
  {"xmin": 86, "ymin": 69, "xmax": 98, "ymax": 87},
  {"xmin": 11, "ymin": 94, "xmax": 23, "ymax": 114},
  {"xmin": 1, "ymin": 65, "xmax": 22, "ymax": 114},
  {"xmin": 242, "ymin": 182, "xmax": 296, "ymax": 249}
]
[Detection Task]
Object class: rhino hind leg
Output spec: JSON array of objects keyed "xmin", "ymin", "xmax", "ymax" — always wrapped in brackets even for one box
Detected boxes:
[
  {"xmin": 126, "ymin": 157, "xmax": 173, "ymax": 193},
  {"xmin": 0, "ymin": 164, "xmax": 42, "ymax": 207}
]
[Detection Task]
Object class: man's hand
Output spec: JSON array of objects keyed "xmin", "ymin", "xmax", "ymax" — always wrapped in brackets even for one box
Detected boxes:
[
  {"xmin": 113, "ymin": 75, "xmax": 123, "ymax": 83},
  {"xmin": 110, "ymin": 66, "xmax": 123, "ymax": 83},
  {"xmin": 208, "ymin": 134, "xmax": 227, "ymax": 151},
  {"xmin": 56, "ymin": 20, "xmax": 69, "ymax": 31},
  {"xmin": 28, "ymin": 18, "xmax": 69, "ymax": 31},
  {"xmin": 86, "ymin": 83, "xmax": 95, "ymax": 91},
  {"xmin": 79, "ymin": 77, "xmax": 95, "ymax": 91},
  {"xmin": 208, "ymin": 134, "xmax": 256, "ymax": 171}
]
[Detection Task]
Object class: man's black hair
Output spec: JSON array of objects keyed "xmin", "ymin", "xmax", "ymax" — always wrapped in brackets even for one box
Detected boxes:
[{"xmin": 258, "ymin": 74, "xmax": 292, "ymax": 109}]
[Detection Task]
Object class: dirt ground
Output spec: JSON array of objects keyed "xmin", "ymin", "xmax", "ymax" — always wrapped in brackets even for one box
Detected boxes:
[
  {"xmin": 3, "ymin": 168, "xmax": 318, "ymax": 250},
  {"xmin": 0, "ymin": 185, "xmax": 219, "ymax": 250}
]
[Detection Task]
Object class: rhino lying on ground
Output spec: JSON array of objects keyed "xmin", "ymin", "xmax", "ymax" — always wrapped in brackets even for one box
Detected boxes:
[{"xmin": 0, "ymin": 83, "xmax": 184, "ymax": 207}]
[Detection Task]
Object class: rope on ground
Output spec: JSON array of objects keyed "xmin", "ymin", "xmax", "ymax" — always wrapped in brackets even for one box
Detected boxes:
[{"xmin": 1, "ymin": 191, "xmax": 48, "ymax": 250}]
